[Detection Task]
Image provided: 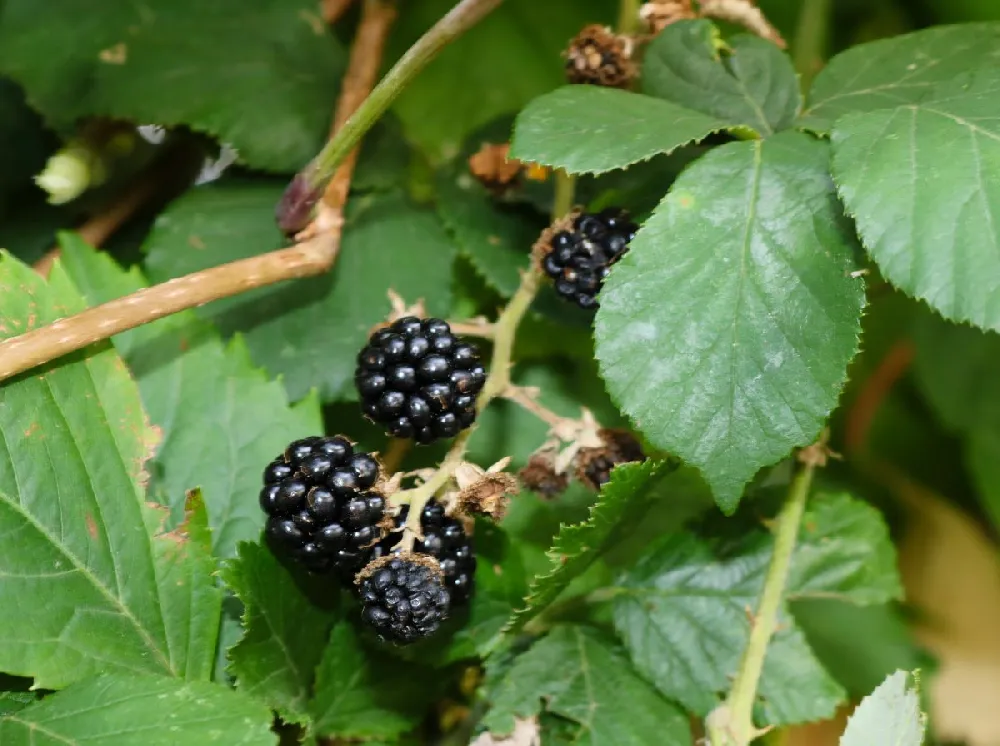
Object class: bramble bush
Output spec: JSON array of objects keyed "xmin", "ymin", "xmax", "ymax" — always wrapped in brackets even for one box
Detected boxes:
[{"xmin": 3, "ymin": 0, "xmax": 1000, "ymax": 743}]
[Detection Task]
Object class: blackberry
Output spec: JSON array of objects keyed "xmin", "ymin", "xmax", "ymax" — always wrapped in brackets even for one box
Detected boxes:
[
  {"xmin": 260, "ymin": 435, "xmax": 386, "ymax": 574},
  {"xmin": 355, "ymin": 317, "xmax": 487, "ymax": 444},
  {"xmin": 539, "ymin": 208, "xmax": 638, "ymax": 309},
  {"xmin": 359, "ymin": 557, "xmax": 451, "ymax": 644},
  {"xmin": 363, "ymin": 499, "xmax": 477, "ymax": 605}
]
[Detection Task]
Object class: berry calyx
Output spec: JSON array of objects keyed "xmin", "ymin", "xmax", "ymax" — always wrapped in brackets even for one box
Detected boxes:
[
  {"xmin": 259, "ymin": 435, "xmax": 386, "ymax": 574},
  {"xmin": 536, "ymin": 208, "xmax": 638, "ymax": 309},
  {"xmin": 357, "ymin": 555, "xmax": 451, "ymax": 645},
  {"xmin": 355, "ymin": 316, "xmax": 487, "ymax": 444}
]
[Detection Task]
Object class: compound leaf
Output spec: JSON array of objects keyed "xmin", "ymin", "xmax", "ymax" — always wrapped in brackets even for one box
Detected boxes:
[
  {"xmin": 832, "ymin": 67, "xmax": 1000, "ymax": 332},
  {"xmin": 510, "ymin": 85, "xmax": 725, "ymax": 174},
  {"xmin": 612, "ymin": 492, "xmax": 900, "ymax": 725},
  {"xmin": 483, "ymin": 626, "xmax": 690, "ymax": 746},
  {"xmin": 310, "ymin": 623, "xmax": 438, "ymax": 741},
  {"xmin": 505, "ymin": 461, "xmax": 671, "ymax": 635},
  {"xmin": 144, "ymin": 185, "xmax": 456, "ymax": 402},
  {"xmin": 839, "ymin": 671, "xmax": 926, "ymax": 746},
  {"xmin": 0, "ymin": 255, "xmax": 220, "ymax": 688},
  {"xmin": 643, "ymin": 20, "xmax": 800, "ymax": 135},
  {"xmin": 0, "ymin": 673, "xmax": 277, "ymax": 745},
  {"xmin": 801, "ymin": 23, "xmax": 1000, "ymax": 134},
  {"xmin": 0, "ymin": 0, "xmax": 344, "ymax": 172},
  {"xmin": 596, "ymin": 132, "xmax": 864, "ymax": 509},
  {"xmin": 59, "ymin": 234, "xmax": 322, "ymax": 559},
  {"xmin": 222, "ymin": 542, "xmax": 338, "ymax": 725}
]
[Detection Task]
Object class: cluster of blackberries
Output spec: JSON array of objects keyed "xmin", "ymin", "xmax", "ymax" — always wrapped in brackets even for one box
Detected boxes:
[
  {"xmin": 356, "ymin": 317, "xmax": 486, "ymax": 444},
  {"xmin": 539, "ymin": 208, "xmax": 638, "ymax": 309},
  {"xmin": 260, "ymin": 435, "xmax": 476, "ymax": 644}
]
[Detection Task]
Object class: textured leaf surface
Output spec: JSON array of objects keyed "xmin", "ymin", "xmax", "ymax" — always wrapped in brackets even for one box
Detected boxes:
[
  {"xmin": 144, "ymin": 185, "xmax": 456, "ymax": 402},
  {"xmin": 484, "ymin": 626, "xmax": 690, "ymax": 745},
  {"xmin": 506, "ymin": 461, "xmax": 670, "ymax": 634},
  {"xmin": 643, "ymin": 20, "xmax": 800, "ymax": 135},
  {"xmin": 0, "ymin": 256, "xmax": 221, "ymax": 688},
  {"xmin": 832, "ymin": 67, "xmax": 1000, "ymax": 331},
  {"xmin": 0, "ymin": 674, "xmax": 277, "ymax": 745},
  {"xmin": 0, "ymin": 0, "xmax": 344, "ymax": 172},
  {"xmin": 60, "ymin": 235, "xmax": 321, "ymax": 558},
  {"xmin": 596, "ymin": 132, "xmax": 864, "ymax": 509},
  {"xmin": 310, "ymin": 623, "xmax": 437, "ymax": 740},
  {"xmin": 801, "ymin": 23, "xmax": 1000, "ymax": 133},
  {"xmin": 612, "ymin": 492, "xmax": 900, "ymax": 725},
  {"xmin": 222, "ymin": 542, "xmax": 338, "ymax": 725},
  {"xmin": 840, "ymin": 671, "xmax": 925, "ymax": 746},
  {"xmin": 388, "ymin": 0, "xmax": 612, "ymax": 157},
  {"xmin": 510, "ymin": 86, "xmax": 725, "ymax": 174}
]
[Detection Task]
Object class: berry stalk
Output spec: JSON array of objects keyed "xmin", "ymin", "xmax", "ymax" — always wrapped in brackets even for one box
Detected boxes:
[{"xmin": 706, "ymin": 437, "xmax": 827, "ymax": 746}]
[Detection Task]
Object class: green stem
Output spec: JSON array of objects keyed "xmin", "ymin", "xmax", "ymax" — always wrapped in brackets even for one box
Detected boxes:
[
  {"xmin": 708, "ymin": 454, "xmax": 818, "ymax": 746},
  {"xmin": 616, "ymin": 0, "xmax": 642, "ymax": 35},
  {"xmin": 303, "ymin": 0, "xmax": 503, "ymax": 192},
  {"xmin": 792, "ymin": 0, "xmax": 831, "ymax": 90}
]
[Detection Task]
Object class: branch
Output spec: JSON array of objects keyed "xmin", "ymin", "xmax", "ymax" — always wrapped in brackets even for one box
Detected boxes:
[
  {"xmin": 706, "ymin": 437, "xmax": 826, "ymax": 746},
  {"xmin": 0, "ymin": 0, "xmax": 502, "ymax": 384},
  {"xmin": 791, "ymin": 0, "xmax": 831, "ymax": 89},
  {"xmin": 322, "ymin": 0, "xmax": 358, "ymax": 24}
]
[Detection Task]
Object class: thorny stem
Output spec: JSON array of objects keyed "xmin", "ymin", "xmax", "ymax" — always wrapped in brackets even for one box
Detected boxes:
[
  {"xmin": 706, "ymin": 440, "xmax": 825, "ymax": 746},
  {"xmin": 791, "ymin": 0, "xmax": 832, "ymax": 90},
  {"xmin": 300, "ymin": 0, "xmax": 504, "ymax": 198},
  {"xmin": 0, "ymin": 0, "xmax": 500, "ymax": 385}
]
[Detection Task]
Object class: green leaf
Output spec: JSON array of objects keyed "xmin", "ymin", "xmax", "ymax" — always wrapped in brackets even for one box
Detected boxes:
[
  {"xmin": 612, "ymin": 492, "xmax": 900, "ymax": 725},
  {"xmin": 832, "ymin": 67, "xmax": 1000, "ymax": 331},
  {"xmin": 144, "ymin": 185, "xmax": 456, "ymax": 402},
  {"xmin": 0, "ymin": 0, "xmax": 344, "ymax": 172},
  {"xmin": 505, "ymin": 461, "xmax": 672, "ymax": 635},
  {"xmin": 387, "ymin": 0, "xmax": 614, "ymax": 158},
  {"xmin": 0, "ymin": 256, "xmax": 221, "ymax": 688},
  {"xmin": 800, "ymin": 23, "xmax": 1000, "ymax": 134},
  {"xmin": 221, "ymin": 542, "xmax": 338, "ymax": 725},
  {"xmin": 510, "ymin": 86, "xmax": 726, "ymax": 175},
  {"xmin": 310, "ymin": 623, "xmax": 438, "ymax": 741},
  {"xmin": 483, "ymin": 626, "xmax": 690, "ymax": 745},
  {"xmin": 59, "ymin": 234, "xmax": 322, "ymax": 558},
  {"xmin": 839, "ymin": 671, "xmax": 926, "ymax": 746},
  {"xmin": 0, "ymin": 677, "xmax": 36, "ymax": 717},
  {"xmin": 792, "ymin": 600, "xmax": 932, "ymax": 700},
  {"xmin": 642, "ymin": 20, "xmax": 800, "ymax": 135},
  {"xmin": 596, "ymin": 132, "xmax": 864, "ymax": 509},
  {"xmin": 0, "ymin": 673, "xmax": 277, "ymax": 745}
]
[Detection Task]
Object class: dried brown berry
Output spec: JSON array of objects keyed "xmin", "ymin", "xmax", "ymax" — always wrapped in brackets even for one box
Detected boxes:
[
  {"xmin": 564, "ymin": 25, "xmax": 637, "ymax": 89},
  {"xmin": 518, "ymin": 452, "xmax": 569, "ymax": 499},
  {"xmin": 575, "ymin": 429, "xmax": 646, "ymax": 491}
]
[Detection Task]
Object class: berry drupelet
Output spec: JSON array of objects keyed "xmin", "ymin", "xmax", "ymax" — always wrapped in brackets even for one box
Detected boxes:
[
  {"xmin": 358, "ymin": 557, "xmax": 451, "ymax": 645},
  {"xmin": 362, "ymin": 498, "xmax": 476, "ymax": 606},
  {"xmin": 260, "ymin": 435, "xmax": 386, "ymax": 574},
  {"xmin": 355, "ymin": 317, "xmax": 487, "ymax": 444},
  {"xmin": 539, "ymin": 208, "xmax": 638, "ymax": 309}
]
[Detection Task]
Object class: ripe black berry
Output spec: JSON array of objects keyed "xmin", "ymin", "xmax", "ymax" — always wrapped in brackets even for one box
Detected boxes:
[
  {"xmin": 539, "ymin": 208, "xmax": 638, "ymax": 309},
  {"xmin": 359, "ymin": 557, "xmax": 451, "ymax": 645},
  {"xmin": 355, "ymin": 317, "xmax": 486, "ymax": 444},
  {"xmin": 260, "ymin": 435, "xmax": 387, "ymax": 574},
  {"xmin": 361, "ymin": 499, "xmax": 476, "ymax": 606}
]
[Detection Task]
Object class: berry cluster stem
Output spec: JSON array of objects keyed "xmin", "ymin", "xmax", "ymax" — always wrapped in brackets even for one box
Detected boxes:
[
  {"xmin": 706, "ymin": 440, "xmax": 824, "ymax": 746},
  {"xmin": 792, "ymin": 0, "xmax": 832, "ymax": 90},
  {"xmin": 392, "ymin": 169, "xmax": 577, "ymax": 544},
  {"xmin": 0, "ymin": 0, "xmax": 501, "ymax": 386}
]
